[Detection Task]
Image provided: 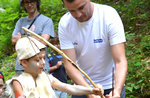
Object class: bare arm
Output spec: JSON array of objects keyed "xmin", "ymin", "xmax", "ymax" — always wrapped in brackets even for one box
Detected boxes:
[
  {"xmin": 51, "ymin": 76, "xmax": 103, "ymax": 96},
  {"xmin": 12, "ymin": 32, "xmax": 21, "ymax": 45},
  {"xmin": 62, "ymin": 49, "xmax": 99, "ymax": 97},
  {"xmin": 107, "ymin": 43, "xmax": 127, "ymax": 97},
  {"xmin": 12, "ymin": 80, "xmax": 25, "ymax": 98},
  {"xmin": 62, "ymin": 48, "xmax": 91, "ymax": 88},
  {"xmin": 12, "ymin": 33, "xmax": 50, "ymax": 46}
]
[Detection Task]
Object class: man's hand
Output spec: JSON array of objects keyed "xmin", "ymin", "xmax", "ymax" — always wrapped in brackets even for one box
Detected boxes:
[{"xmin": 105, "ymin": 89, "xmax": 120, "ymax": 98}]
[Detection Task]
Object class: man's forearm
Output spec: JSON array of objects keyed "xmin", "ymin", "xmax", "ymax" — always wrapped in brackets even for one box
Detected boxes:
[
  {"xmin": 63, "ymin": 49, "xmax": 91, "ymax": 88},
  {"xmin": 114, "ymin": 61, "xmax": 127, "ymax": 96},
  {"xmin": 65, "ymin": 63, "xmax": 91, "ymax": 88}
]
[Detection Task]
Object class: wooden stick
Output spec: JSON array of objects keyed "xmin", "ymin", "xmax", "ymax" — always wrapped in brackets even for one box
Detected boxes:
[{"xmin": 22, "ymin": 27, "xmax": 105, "ymax": 98}]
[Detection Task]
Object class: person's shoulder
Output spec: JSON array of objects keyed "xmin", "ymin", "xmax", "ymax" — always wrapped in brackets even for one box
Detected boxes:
[
  {"xmin": 6, "ymin": 76, "xmax": 20, "ymax": 89},
  {"xmin": 103, "ymin": 5, "xmax": 116, "ymax": 12},
  {"xmin": 98, "ymin": 3, "xmax": 114, "ymax": 9},
  {"xmin": 60, "ymin": 12, "xmax": 72, "ymax": 22},
  {"xmin": 17, "ymin": 16, "xmax": 28, "ymax": 23},
  {"xmin": 9, "ymin": 73, "xmax": 29, "ymax": 81},
  {"xmin": 21, "ymin": 16, "xmax": 28, "ymax": 20},
  {"xmin": 62, "ymin": 12, "xmax": 72, "ymax": 18},
  {"xmin": 39, "ymin": 14, "xmax": 52, "ymax": 21},
  {"xmin": 40, "ymin": 14, "xmax": 49, "ymax": 18},
  {"xmin": 5, "ymin": 79, "xmax": 19, "ymax": 97},
  {"xmin": 94, "ymin": 3, "xmax": 118, "ymax": 18},
  {"xmin": 59, "ymin": 12, "xmax": 73, "ymax": 27},
  {"xmin": 94, "ymin": 3, "xmax": 116, "ymax": 11}
]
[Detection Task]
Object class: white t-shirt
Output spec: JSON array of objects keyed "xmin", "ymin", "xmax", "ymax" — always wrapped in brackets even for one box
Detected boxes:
[{"xmin": 58, "ymin": 3, "xmax": 126, "ymax": 89}]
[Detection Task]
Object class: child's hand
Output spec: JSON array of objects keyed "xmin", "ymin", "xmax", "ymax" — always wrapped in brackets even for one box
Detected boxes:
[{"xmin": 56, "ymin": 61, "xmax": 63, "ymax": 68}]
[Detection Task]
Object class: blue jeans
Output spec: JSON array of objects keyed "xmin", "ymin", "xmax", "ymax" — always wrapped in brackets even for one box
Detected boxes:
[
  {"xmin": 55, "ymin": 90, "xmax": 67, "ymax": 98},
  {"xmin": 72, "ymin": 86, "xmax": 125, "ymax": 98}
]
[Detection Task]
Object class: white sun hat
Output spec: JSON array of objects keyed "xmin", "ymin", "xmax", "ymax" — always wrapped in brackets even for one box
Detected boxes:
[{"xmin": 15, "ymin": 37, "xmax": 46, "ymax": 60}]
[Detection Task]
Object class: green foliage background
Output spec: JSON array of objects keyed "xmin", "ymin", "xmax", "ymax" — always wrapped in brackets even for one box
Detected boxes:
[{"xmin": 0, "ymin": 0, "xmax": 149, "ymax": 97}]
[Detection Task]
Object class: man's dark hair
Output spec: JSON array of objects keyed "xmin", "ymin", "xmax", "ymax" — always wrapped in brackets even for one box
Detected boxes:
[
  {"xmin": 61, "ymin": 0, "xmax": 75, "ymax": 3},
  {"xmin": 20, "ymin": 0, "xmax": 41, "ymax": 11}
]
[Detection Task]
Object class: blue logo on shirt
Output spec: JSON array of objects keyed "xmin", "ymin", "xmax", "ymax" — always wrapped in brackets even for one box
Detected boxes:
[{"xmin": 94, "ymin": 39, "xmax": 103, "ymax": 43}]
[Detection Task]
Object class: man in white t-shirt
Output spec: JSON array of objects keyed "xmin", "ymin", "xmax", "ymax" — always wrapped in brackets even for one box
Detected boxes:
[{"xmin": 58, "ymin": 0, "xmax": 128, "ymax": 98}]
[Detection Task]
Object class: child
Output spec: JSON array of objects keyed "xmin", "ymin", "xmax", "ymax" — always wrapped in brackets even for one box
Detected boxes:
[
  {"xmin": 8, "ymin": 37, "xmax": 103, "ymax": 98},
  {"xmin": 48, "ymin": 37, "xmax": 68, "ymax": 98},
  {"xmin": 0, "ymin": 71, "xmax": 5, "ymax": 95},
  {"xmin": 0, "ymin": 71, "xmax": 10, "ymax": 98}
]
